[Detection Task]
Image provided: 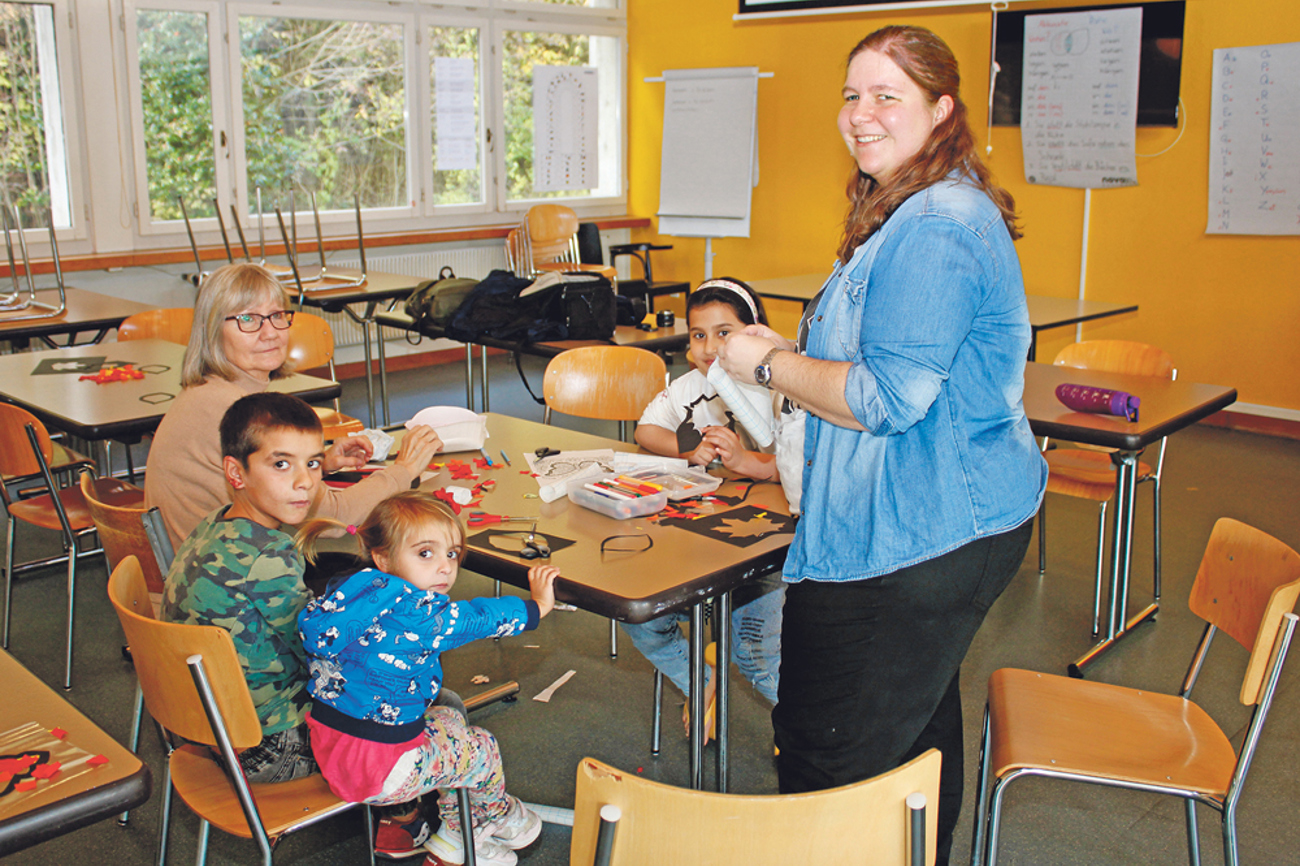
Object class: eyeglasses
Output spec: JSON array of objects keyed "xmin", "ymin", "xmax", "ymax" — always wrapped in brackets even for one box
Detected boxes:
[{"xmin": 225, "ymin": 310, "xmax": 295, "ymax": 333}]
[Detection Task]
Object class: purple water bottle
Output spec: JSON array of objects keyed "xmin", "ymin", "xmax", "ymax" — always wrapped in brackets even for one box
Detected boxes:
[{"xmin": 1055, "ymin": 383, "xmax": 1140, "ymax": 422}]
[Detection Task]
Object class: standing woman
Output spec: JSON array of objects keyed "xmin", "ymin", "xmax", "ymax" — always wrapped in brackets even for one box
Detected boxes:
[
  {"xmin": 146, "ymin": 263, "xmax": 443, "ymax": 550},
  {"xmin": 716, "ymin": 26, "xmax": 1047, "ymax": 864}
]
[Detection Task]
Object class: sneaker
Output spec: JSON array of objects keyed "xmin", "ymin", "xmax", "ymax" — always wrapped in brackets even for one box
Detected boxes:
[
  {"xmin": 423, "ymin": 823, "xmax": 517, "ymax": 866},
  {"xmin": 488, "ymin": 797, "xmax": 542, "ymax": 851},
  {"xmin": 375, "ymin": 810, "xmax": 434, "ymax": 860}
]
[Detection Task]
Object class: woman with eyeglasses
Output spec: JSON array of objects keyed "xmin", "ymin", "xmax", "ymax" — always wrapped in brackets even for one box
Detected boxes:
[{"xmin": 146, "ymin": 263, "xmax": 443, "ymax": 550}]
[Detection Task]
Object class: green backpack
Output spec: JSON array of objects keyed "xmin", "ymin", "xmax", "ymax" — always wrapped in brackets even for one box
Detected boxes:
[{"xmin": 404, "ymin": 266, "xmax": 480, "ymax": 328}]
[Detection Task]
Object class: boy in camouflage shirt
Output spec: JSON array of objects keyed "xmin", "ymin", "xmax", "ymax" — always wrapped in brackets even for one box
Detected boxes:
[{"xmin": 162, "ymin": 392, "xmax": 325, "ymax": 782}]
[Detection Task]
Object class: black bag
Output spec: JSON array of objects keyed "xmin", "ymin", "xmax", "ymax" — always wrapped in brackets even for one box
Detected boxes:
[
  {"xmin": 404, "ymin": 266, "xmax": 480, "ymax": 328},
  {"xmin": 446, "ymin": 270, "xmax": 616, "ymax": 344}
]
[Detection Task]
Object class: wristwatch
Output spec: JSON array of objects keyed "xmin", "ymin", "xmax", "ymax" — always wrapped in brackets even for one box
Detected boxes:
[{"xmin": 754, "ymin": 347, "xmax": 784, "ymax": 388}]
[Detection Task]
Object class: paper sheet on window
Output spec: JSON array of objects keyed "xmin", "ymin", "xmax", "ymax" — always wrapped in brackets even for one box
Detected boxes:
[
  {"xmin": 533, "ymin": 66, "xmax": 598, "ymax": 192},
  {"xmin": 1020, "ymin": 7, "xmax": 1142, "ymax": 189},
  {"xmin": 1207, "ymin": 42, "xmax": 1300, "ymax": 235},
  {"xmin": 435, "ymin": 57, "xmax": 477, "ymax": 172}
]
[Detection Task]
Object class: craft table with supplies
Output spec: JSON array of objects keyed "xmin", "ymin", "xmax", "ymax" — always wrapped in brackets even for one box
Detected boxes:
[
  {"xmin": 0, "ymin": 288, "xmax": 155, "ymax": 350},
  {"xmin": 373, "ymin": 309, "xmax": 689, "ymax": 414},
  {"xmin": 290, "ymin": 268, "xmax": 423, "ymax": 429},
  {"xmin": 1023, "ymin": 362, "xmax": 1236, "ymax": 675},
  {"xmin": 362, "ymin": 414, "xmax": 791, "ymax": 792},
  {"xmin": 748, "ymin": 272, "xmax": 1138, "ymax": 360},
  {"xmin": 0, "ymin": 649, "xmax": 151, "ymax": 855},
  {"xmin": 0, "ymin": 338, "xmax": 340, "ymax": 469}
]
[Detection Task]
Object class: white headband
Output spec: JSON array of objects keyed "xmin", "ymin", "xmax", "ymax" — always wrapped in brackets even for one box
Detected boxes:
[{"xmin": 694, "ymin": 279, "xmax": 760, "ymax": 324}]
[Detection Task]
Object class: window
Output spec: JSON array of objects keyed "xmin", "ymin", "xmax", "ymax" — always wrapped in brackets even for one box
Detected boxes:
[
  {"xmin": 123, "ymin": 0, "xmax": 625, "ymax": 240},
  {"xmin": 0, "ymin": 0, "xmax": 73, "ymax": 230}
]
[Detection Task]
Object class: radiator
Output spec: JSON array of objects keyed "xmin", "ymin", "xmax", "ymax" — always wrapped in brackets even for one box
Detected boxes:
[{"xmin": 323, "ymin": 247, "xmax": 508, "ymax": 348}]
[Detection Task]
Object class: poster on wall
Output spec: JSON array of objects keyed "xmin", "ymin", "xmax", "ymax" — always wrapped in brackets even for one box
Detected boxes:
[
  {"xmin": 434, "ymin": 57, "xmax": 477, "ymax": 173},
  {"xmin": 533, "ymin": 66, "xmax": 598, "ymax": 192},
  {"xmin": 1020, "ymin": 6, "xmax": 1143, "ymax": 189},
  {"xmin": 1207, "ymin": 42, "xmax": 1300, "ymax": 236}
]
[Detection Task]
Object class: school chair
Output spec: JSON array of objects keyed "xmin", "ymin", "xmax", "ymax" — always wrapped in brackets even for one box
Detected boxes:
[
  {"xmin": 972, "ymin": 518, "xmax": 1300, "ymax": 866},
  {"xmin": 571, "ymin": 751, "xmax": 940, "ymax": 866},
  {"xmin": 0, "ymin": 404, "xmax": 143, "ymax": 689},
  {"xmin": 542, "ymin": 345, "xmax": 667, "ymax": 659},
  {"xmin": 117, "ymin": 307, "xmax": 195, "ymax": 345},
  {"xmin": 286, "ymin": 311, "xmax": 366, "ymax": 440},
  {"xmin": 1037, "ymin": 339, "xmax": 1176, "ymax": 636},
  {"xmin": 79, "ymin": 474, "xmax": 174, "ymax": 826},
  {"xmin": 517, "ymin": 204, "xmax": 617, "ymax": 283}
]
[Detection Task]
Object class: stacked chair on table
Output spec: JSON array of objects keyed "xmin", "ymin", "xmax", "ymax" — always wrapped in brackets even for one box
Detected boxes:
[
  {"xmin": 513, "ymin": 204, "xmax": 617, "ymax": 283},
  {"xmin": 1038, "ymin": 339, "xmax": 1176, "ymax": 636},
  {"xmin": 972, "ymin": 518, "xmax": 1300, "ymax": 866},
  {"xmin": 0, "ymin": 403, "xmax": 143, "ymax": 689}
]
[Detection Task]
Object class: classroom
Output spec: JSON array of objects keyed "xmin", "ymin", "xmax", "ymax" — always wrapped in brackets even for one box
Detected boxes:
[{"xmin": 1, "ymin": 0, "xmax": 1298, "ymax": 863}]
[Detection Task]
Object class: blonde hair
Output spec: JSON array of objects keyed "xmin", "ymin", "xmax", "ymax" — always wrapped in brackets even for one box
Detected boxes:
[
  {"xmin": 296, "ymin": 490, "xmax": 467, "ymax": 569},
  {"xmin": 182, "ymin": 263, "xmax": 295, "ymax": 387}
]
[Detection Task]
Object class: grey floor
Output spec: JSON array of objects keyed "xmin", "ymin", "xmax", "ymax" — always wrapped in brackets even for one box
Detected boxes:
[{"xmin": 4, "ymin": 348, "xmax": 1300, "ymax": 865}]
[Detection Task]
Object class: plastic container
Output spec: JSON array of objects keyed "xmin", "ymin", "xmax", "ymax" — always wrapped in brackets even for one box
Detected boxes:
[
  {"xmin": 568, "ymin": 473, "xmax": 670, "ymax": 520},
  {"xmin": 617, "ymin": 466, "xmax": 722, "ymax": 501}
]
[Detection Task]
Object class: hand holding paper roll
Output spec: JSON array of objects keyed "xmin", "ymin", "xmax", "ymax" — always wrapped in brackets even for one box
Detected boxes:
[{"xmin": 706, "ymin": 361, "xmax": 775, "ymax": 447}]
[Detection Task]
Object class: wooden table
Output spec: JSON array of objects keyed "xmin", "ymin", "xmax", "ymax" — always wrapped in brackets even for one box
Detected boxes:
[
  {"xmin": 387, "ymin": 414, "xmax": 790, "ymax": 791},
  {"xmin": 374, "ymin": 309, "xmax": 689, "ymax": 415},
  {"xmin": 0, "ymin": 288, "xmax": 155, "ymax": 349},
  {"xmin": 748, "ymin": 273, "xmax": 1138, "ymax": 360},
  {"xmin": 1023, "ymin": 363, "xmax": 1237, "ymax": 675},
  {"xmin": 0, "ymin": 649, "xmax": 151, "ymax": 855},
  {"xmin": 291, "ymin": 268, "xmax": 424, "ymax": 429},
  {"xmin": 0, "ymin": 339, "xmax": 340, "ymax": 467}
]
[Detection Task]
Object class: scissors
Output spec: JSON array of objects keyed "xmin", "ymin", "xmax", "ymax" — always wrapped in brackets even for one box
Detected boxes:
[
  {"xmin": 467, "ymin": 512, "xmax": 535, "ymax": 528},
  {"xmin": 520, "ymin": 523, "xmax": 551, "ymax": 560}
]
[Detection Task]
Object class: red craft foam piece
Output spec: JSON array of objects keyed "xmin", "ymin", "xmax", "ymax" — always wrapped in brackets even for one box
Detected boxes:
[
  {"xmin": 14, "ymin": 780, "xmax": 37, "ymax": 792},
  {"xmin": 88, "ymin": 754, "xmax": 109, "ymax": 766},
  {"xmin": 50, "ymin": 728, "xmax": 67, "ymax": 739},
  {"xmin": 0, "ymin": 755, "xmax": 39, "ymax": 773},
  {"xmin": 431, "ymin": 488, "xmax": 464, "ymax": 514},
  {"xmin": 31, "ymin": 762, "xmax": 61, "ymax": 779}
]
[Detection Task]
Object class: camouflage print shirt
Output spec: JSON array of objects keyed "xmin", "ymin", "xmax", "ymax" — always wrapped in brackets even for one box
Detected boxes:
[{"xmin": 162, "ymin": 506, "xmax": 313, "ymax": 735}]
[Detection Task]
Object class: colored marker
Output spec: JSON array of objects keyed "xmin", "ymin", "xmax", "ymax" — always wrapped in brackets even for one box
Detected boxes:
[
  {"xmin": 585, "ymin": 482, "xmax": 634, "ymax": 501},
  {"xmin": 499, "ymin": 450, "xmax": 512, "ymax": 466},
  {"xmin": 479, "ymin": 448, "xmax": 494, "ymax": 466}
]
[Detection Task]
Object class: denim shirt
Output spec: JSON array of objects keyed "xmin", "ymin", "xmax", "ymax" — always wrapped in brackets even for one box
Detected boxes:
[{"xmin": 785, "ymin": 176, "xmax": 1047, "ymax": 583}]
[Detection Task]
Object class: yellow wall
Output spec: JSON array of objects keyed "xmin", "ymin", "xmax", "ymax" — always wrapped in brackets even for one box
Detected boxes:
[{"xmin": 626, "ymin": 0, "xmax": 1300, "ymax": 412}]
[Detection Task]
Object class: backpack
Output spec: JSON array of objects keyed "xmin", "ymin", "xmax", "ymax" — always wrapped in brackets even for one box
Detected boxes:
[
  {"xmin": 445, "ymin": 270, "xmax": 617, "ymax": 344},
  {"xmin": 404, "ymin": 266, "xmax": 480, "ymax": 328}
]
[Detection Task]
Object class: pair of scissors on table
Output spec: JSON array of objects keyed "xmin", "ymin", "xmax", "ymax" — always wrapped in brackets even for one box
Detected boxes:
[{"xmin": 467, "ymin": 512, "xmax": 535, "ymax": 528}]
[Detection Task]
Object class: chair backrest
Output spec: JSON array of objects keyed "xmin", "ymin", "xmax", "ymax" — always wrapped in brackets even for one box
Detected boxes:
[
  {"xmin": 1187, "ymin": 518, "xmax": 1300, "ymax": 705},
  {"xmin": 505, "ymin": 227, "xmax": 525, "ymax": 274},
  {"xmin": 543, "ymin": 346, "xmax": 667, "ymax": 422},
  {"xmin": 570, "ymin": 750, "xmax": 941, "ymax": 865},
  {"xmin": 1053, "ymin": 339, "xmax": 1175, "ymax": 380},
  {"xmin": 79, "ymin": 473, "xmax": 169, "ymax": 595},
  {"xmin": 286, "ymin": 311, "xmax": 337, "ymax": 373},
  {"xmin": 524, "ymin": 204, "xmax": 580, "ymax": 267},
  {"xmin": 107, "ymin": 556, "xmax": 264, "ymax": 749},
  {"xmin": 0, "ymin": 403, "xmax": 54, "ymax": 478},
  {"xmin": 118, "ymin": 308, "xmax": 195, "ymax": 344}
]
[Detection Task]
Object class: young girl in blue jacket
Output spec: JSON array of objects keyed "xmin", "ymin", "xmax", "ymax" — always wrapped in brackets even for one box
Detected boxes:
[{"xmin": 297, "ymin": 490, "xmax": 557, "ymax": 866}]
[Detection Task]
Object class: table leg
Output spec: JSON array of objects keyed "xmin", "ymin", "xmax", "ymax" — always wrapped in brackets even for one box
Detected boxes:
[
  {"xmin": 370, "ymin": 301, "xmax": 390, "ymax": 427},
  {"xmin": 1069, "ymin": 450, "xmax": 1158, "ymax": 677},
  {"xmin": 464, "ymin": 343, "xmax": 475, "ymax": 410},
  {"xmin": 343, "ymin": 305, "xmax": 378, "ymax": 428},
  {"xmin": 481, "ymin": 345, "xmax": 490, "ymax": 413},
  {"xmin": 689, "ymin": 602, "xmax": 706, "ymax": 790},
  {"xmin": 715, "ymin": 591, "xmax": 731, "ymax": 794}
]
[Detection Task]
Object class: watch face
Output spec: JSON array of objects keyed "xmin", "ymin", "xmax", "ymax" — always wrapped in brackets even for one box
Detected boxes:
[{"xmin": 754, "ymin": 364, "xmax": 770, "ymax": 386}]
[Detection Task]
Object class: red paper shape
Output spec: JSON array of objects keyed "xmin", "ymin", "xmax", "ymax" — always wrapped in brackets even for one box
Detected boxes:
[
  {"xmin": 50, "ymin": 728, "xmax": 67, "ymax": 739},
  {"xmin": 14, "ymin": 780, "xmax": 37, "ymax": 791},
  {"xmin": 87, "ymin": 754, "xmax": 109, "ymax": 766},
  {"xmin": 31, "ymin": 761, "xmax": 61, "ymax": 779}
]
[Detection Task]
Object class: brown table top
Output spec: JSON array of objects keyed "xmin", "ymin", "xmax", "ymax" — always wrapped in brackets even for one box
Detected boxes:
[
  {"xmin": 0, "ymin": 339, "xmax": 341, "ymax": 441},
  {"xmin": 377, "ymin": 414, "xmax": 791, "ymax": 622},
  {"xmin": 290, "ymin": 268, "xmax": 423, "ymax": 310},
  {"xmin": 0, "ymin": 288, "xmax": 155, "ymax": 342},
  {"xmin": 1024, "ymin": 362, "xmax": 1237, "ymax": 452},
  {"xmin": 0, "ymin": 650, "xmax": 151, "ymax": 855}
]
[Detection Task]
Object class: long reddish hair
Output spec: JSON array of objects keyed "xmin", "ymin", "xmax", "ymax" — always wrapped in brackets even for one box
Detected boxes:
[{"xmin": 836, "ymin": 26, "xmax": 1021, "ymax": 263}]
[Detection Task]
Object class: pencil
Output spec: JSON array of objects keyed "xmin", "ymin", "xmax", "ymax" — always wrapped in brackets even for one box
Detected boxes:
[{"xmin": 499, "ymin": 450, "xmax": 512, "ymax": 466}]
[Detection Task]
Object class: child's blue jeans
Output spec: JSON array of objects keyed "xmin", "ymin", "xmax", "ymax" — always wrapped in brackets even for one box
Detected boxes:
[{"xmin": 620, "ymin": 571, "xmax": 783, "ymax": 705}]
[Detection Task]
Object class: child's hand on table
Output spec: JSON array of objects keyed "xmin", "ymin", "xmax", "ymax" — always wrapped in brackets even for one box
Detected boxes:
[
  {"xmin": 702, "ymin": 426, "xmax": 778, "ymax": 481},
  {"xmin": 394, "ymin": 425, "xmax": 444, "ymax": 473},
  {"xmin": 528, "ymin": 565, "xmax": 559, "ymax": 618}
]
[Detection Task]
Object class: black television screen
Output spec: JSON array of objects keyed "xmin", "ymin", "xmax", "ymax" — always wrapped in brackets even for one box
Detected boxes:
[{"xmin": 991, "ymin": 1, "xmax": 1185, "ymax": 127}]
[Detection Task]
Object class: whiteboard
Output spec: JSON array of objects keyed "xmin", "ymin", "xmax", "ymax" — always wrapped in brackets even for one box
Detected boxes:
[
  {"xmin": 657, "ymin": 67, "xmax": 759, "ymax": 239},
  {"xmin": 1020, "ymin": 6, "xmax": 1142, "ymax": 189},
  {"xmin": 1207, "ymin": 42, "xmax": 1300, "ymax": 236}
]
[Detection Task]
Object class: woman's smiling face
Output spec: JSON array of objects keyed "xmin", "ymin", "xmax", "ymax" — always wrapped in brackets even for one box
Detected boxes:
[{"xmin": 837, "ymin": 49, "xmax": 952, "ymax": 185}]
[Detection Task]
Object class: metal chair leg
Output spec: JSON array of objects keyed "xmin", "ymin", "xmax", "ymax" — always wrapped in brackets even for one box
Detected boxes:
[
  {"xmin": 3, "ymin": 516, "xmax": 13, "ymax": 649},
  {"xmin": 1091, "ymin": 501, "xmax": 1109, "ymax": 639},
  {"xmin": 155, "ymin": 755, "xmax": 173, "ymax": 866},
  {"xmin": 609, "ymin": 619, "xmax": 617, "ymax": 659},
  {"xmin": 458, "ymin": 787, "xmax": 477, "ymax": 866},
  {"xmin": 118, "ymin": 684, "xmax": 145, "ymax": 826},
  {"xmin": 1152, "ymin": 476, "xmax": 1162, "ymax": 601},
  {"xmin": 196, "ymin": 817, "xmax": 211, "ymax": 866},
  {"xmin": 1185, "ymin": 798, "xmax": 1201, "ymax": 866},
  {"xmin": 651, "ymin": 670, "xmax": 663, "ymax": 755},
  {"xmin": 1037, "ymin": 500, "xmax": 1046, "ymax": 574},
  {"xmin": 970, "ymin": 705, "xmax": 994, "ymax": 866},
  {"xmin": 63, "ymin": 546, "xmax": 76, "ymax": 689},
  {"xmin": 365, "ymin": 804, "xmax": 377, "ymax": 866}
]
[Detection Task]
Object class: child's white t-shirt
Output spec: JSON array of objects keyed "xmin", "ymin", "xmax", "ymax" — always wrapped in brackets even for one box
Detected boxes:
[{"xmin": 638, "ymin": 367, "xmax": 779, "ymax": 455}]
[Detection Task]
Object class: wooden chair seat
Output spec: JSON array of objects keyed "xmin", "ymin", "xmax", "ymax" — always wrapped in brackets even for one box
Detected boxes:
[
  {"xmin": 1044, "ymin": 450, "xmax": 1155, "ymax": 501},
  {"xmin": 987, "ymin": 668, "xmax": 1236, "ymax": 798},
  {"xmin": 170, "ymin": 744, "xmax": 356, "ymax": 839},
  {"xmin": 287, "ymin": 312, "xmax": 363, "ymax": 438},
  {"xmin": 313, "ymin": 407, "xmax": 365, "ymax": 440},
  {"xmin": 9, "ymin": 477, "xmax": 142, "ymax": 531},
  {"xmin": 118, "ymin": 308, "xmax": 195, "ymax": 344}
]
